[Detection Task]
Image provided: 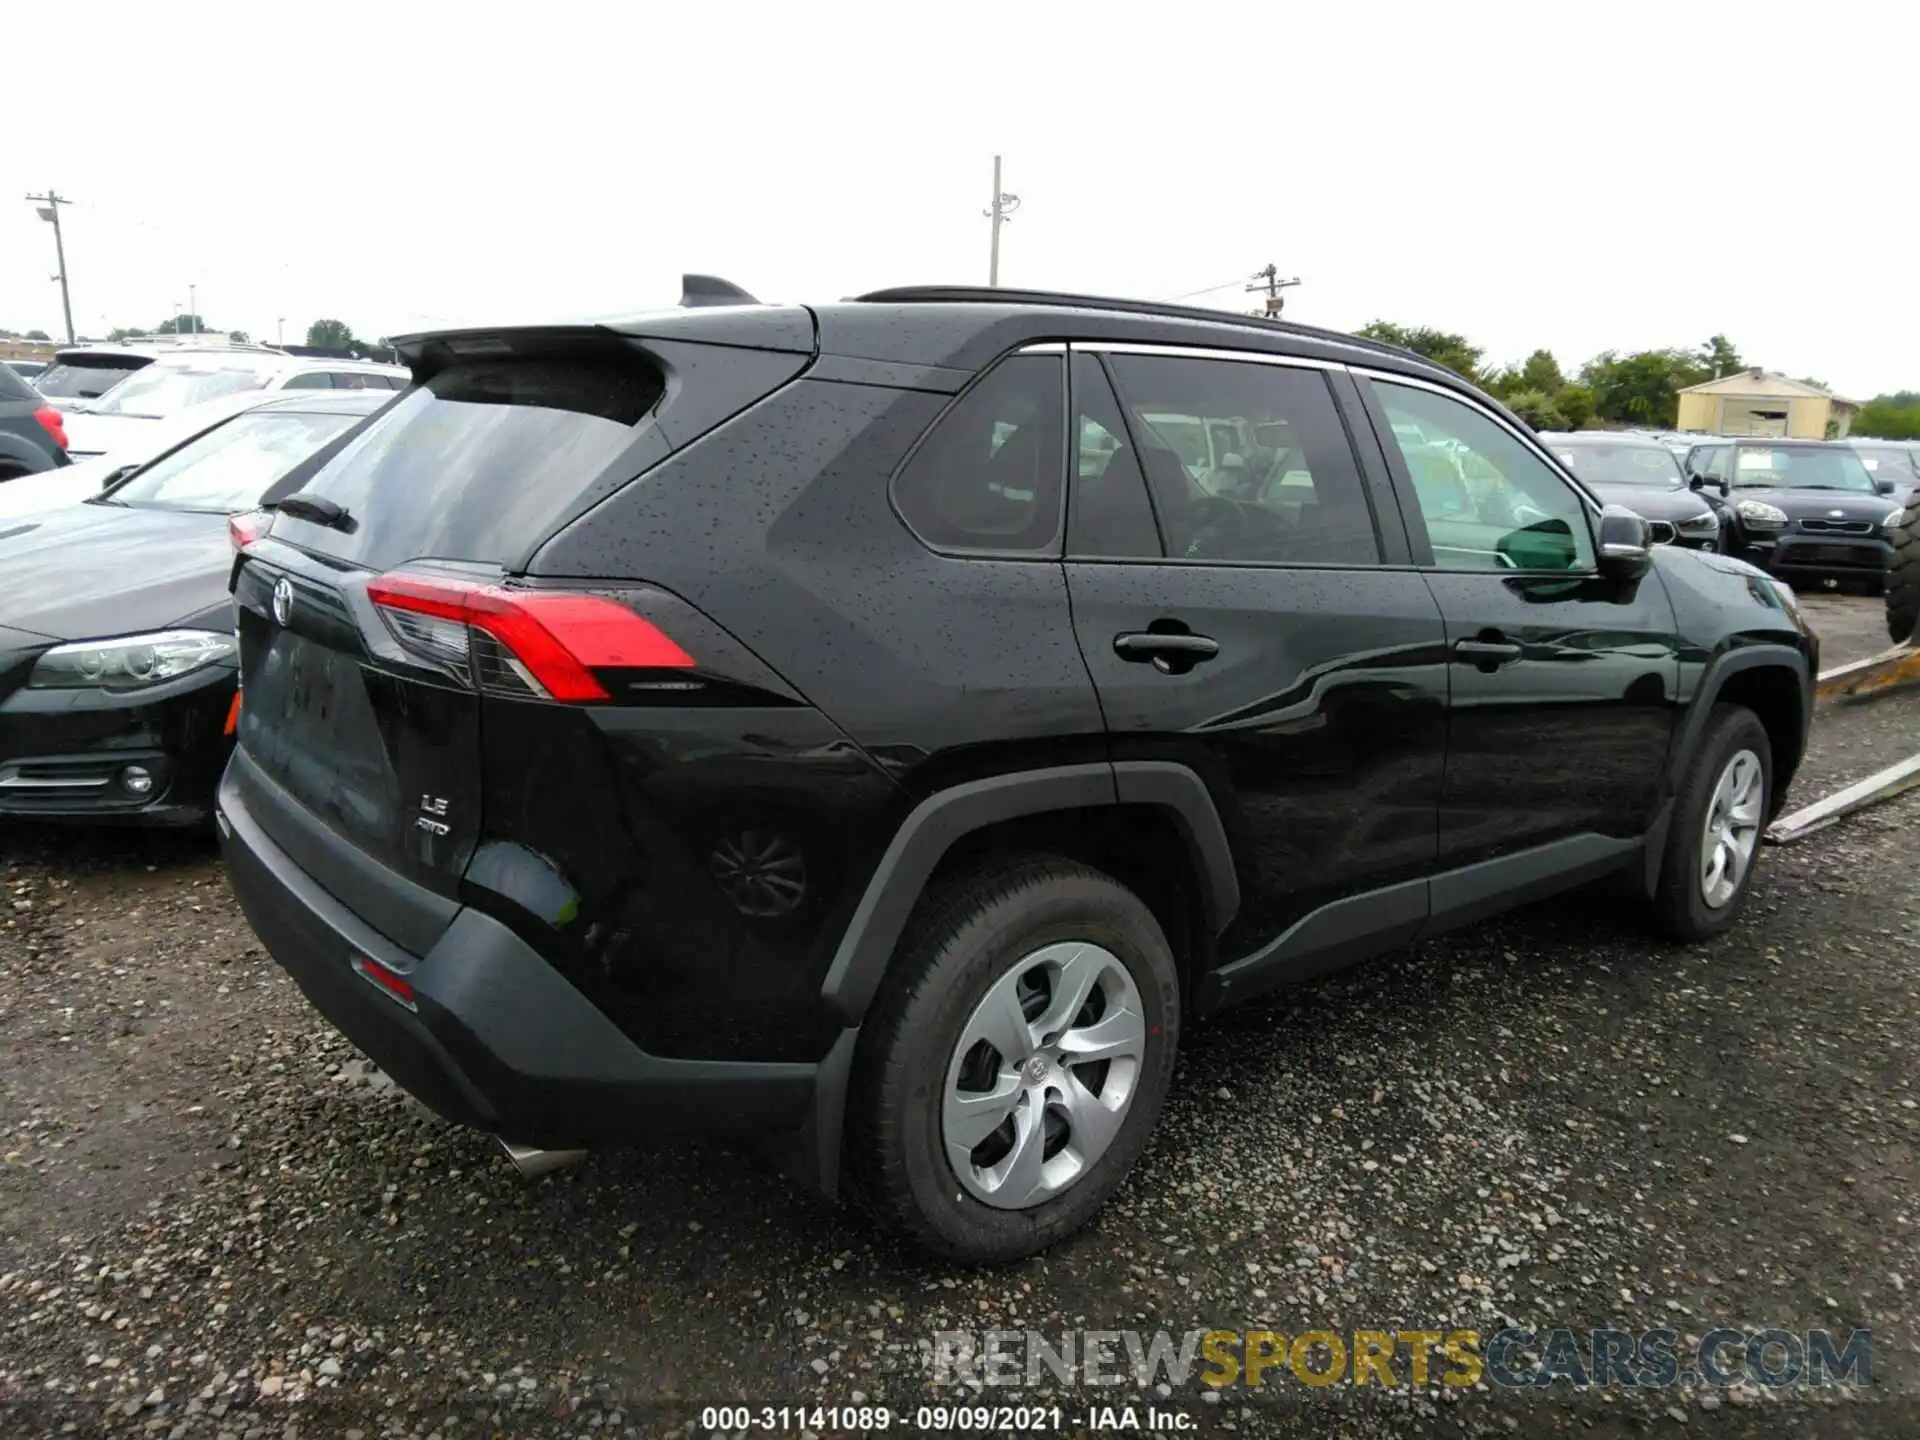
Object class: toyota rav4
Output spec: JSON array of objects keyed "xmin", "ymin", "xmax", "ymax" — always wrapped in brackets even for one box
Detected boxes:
[{"xmin": 219, "ymin": 281, "xmax": 1815, "ymax": 1262}]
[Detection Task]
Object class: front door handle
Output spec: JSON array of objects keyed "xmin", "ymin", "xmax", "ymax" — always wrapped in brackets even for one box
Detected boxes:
[
  {"xmin": 1454, "ymin": 636, "xmax": 1523, "ymax": 666},
  {"xmin": 1114, "ymin": 630, "xmax": 1220, "ymax": 674}
]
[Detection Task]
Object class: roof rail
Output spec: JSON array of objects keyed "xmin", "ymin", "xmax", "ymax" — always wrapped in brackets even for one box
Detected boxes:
[{"xmin": 852, "ymin": 284, "xmax": 1396, "ymax": 357}]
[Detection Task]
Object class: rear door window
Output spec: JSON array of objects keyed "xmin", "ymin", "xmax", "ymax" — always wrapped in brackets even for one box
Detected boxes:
[
  {"xmin": 892, "ymin": 353, "xmax": 1067, "ymax": 555},
  {"xmin": 1067, "ymin": 353, "xmax": 1161, "ymax": 558},
  {"xmin": 1103, "ymin": 352, "xmax": 1381, "ymax": 566},
  {"xmin": 271, "ymin": 353, "xmax": 663, "ymax": 570}
]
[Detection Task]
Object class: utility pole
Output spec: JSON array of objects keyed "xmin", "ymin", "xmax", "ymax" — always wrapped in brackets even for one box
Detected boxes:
[
  {"xmin": 277, "ymin": 317, "xmax": 285, "ymax": 346},
  {"xmin": 1246, "ymin": 262, "xmax": 1301, "ymax": 317},
  {"xmin": 188, "ymin": 285, "xmax": 198, "ymax": 336},
  {"xmin": 984, "ymin": 155, "xmax": 1021, "ymax": 287},
  {"xmin": 25, "ymin": 190, "xmax": 76, "ymax": 344}
]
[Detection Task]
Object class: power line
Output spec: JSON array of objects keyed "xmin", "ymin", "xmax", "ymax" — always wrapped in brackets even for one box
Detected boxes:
[
  {"xmin": 1156, "ymin": 277, "xmax": 1248, "ymax": 302},
  {"xmin": 25, "ymin": 189, "xmax": 76, "ymax": 345}
]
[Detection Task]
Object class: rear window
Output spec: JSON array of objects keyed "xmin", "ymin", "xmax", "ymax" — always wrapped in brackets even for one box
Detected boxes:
[
  {"xmin": 106, "ymin": 411, "xmax": 363, "ymax": 513},
  {"xmin": 274, "ymin": 355, "xmax": 662, "ymax": 568},
  {"xmin": 88, "ymin": 361, "xmax": 279, "ymax": 418},
  {"xmin": 34, "ymin": 356, "xmax": 148, "ymax": 400}
]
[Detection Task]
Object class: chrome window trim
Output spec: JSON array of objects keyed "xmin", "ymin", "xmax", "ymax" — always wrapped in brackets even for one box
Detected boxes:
[
  {"xmin": 1071, "ymin": 340, "xmax": 1340, "ymax": 373},
  {"xmin": 1351, "ymin": 364, "xmax": 1604, "ymax": 514}
]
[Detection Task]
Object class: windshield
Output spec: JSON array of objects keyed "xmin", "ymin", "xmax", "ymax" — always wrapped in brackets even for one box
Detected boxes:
[
  {"xmin": 1553, "ymin": 442, "xmax": 1685, "ymax": 488},
  {"xmin": 1732, "ymin": 446, "xmax": 1877, "ymax": 492},
  {"xmin": 86, "ymin": 361, "xmax": 277, "ymax": 418},
  {"xmin": 105, "ymin": 411, "xmax": 360, "ymax": 512},
  {"xmin": 33, "ymin": 358, "xmax": 147, "ymax": 400},
  {"xmin": 1852, "ymin": 446, "xmax": 1919, "ymax": 477}
]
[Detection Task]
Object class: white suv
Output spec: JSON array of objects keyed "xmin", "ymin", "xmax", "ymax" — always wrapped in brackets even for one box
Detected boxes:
[{"xmin": 60, "ymin": 350, "xmax": 407, "ymax": 456}]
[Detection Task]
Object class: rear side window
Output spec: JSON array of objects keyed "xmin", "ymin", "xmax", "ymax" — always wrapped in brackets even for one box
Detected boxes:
[
  {"xmin": 1103, "ymin": 353, "xmax": 1381, "ymax": 566},
  {"xmin": 892, "ymin": 353, "xmax": 1066, "ymax": 556},
  {"xmin": 274, "ymin": 355, "xmax": 662, "ymax": 569},
  {"xmin": 1067, "ymin": 353, "xmax": 1161, "ymax": 558},
  {"xmin": 280, "ymin": 372, "xmax": 334, "ymax": 390}
]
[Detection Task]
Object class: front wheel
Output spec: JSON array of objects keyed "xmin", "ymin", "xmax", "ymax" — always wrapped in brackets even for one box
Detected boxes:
[
  {"xmin": 1650, "ymin": 705, "xmax": 1773, "ymax": 941},
  {"xmin": 847, "ymin": 856, "xmax": 1179, "ymax": 1263}
]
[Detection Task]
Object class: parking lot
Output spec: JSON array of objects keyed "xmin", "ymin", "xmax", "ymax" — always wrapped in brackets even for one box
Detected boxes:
[{"xmin": 0, "ymin": 592, "xmax": 1914, "ymax": 1438}]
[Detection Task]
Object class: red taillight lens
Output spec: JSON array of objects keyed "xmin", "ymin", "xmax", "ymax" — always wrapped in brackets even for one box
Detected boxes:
[
  {"xmin": 32, "ymin": 406, "xmax": 67, "ymax": 451},
  {"xmin": 366, "ymin": 573, "xmax": 694, "ymax": 702},
  {"xmin": 229, "ymin": 509, "xmax": 269, "ymax": 553}
]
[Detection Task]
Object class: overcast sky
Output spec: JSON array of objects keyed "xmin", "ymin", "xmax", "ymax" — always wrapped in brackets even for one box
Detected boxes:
[{"xmin": 4, "ymin": 2, "xmax": 1913, "ymax": 396}]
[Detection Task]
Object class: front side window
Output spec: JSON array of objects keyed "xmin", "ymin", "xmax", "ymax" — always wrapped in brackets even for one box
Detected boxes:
[
  {"xmin": 103, "ymin": 411, "xmax": 361, "ymax": 513},
  {"xmin": 1731, "ymin": 445, "xmax": 1877, "ymax": 492},
  {"xmin": 1373, "ymin": 381, "xmax": 1595, "ymax": 573},
  {"xmin": 1103, "ymin": 353, "xmax": 1380, "ymax": 566},
  {"xmin": 892, "ymin": 353, "xmax": 1066, "ymax": 555}
]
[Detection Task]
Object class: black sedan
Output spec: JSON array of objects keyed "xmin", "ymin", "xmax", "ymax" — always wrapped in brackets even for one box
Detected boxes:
[
  {"xmin": 1539, "ymin": 431, "xmax": 1722, "ymax": 550},
  {"xmin": 1683, "ymin": 439, "xmax": 1902, "ymax": 591},
  {"xmin": 0, "ymin": 390, "xmax": 385, "ymax": 825}
]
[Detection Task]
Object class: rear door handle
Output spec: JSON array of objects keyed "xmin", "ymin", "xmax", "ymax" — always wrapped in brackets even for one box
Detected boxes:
[
  {"xmin": 1454, "ymin": 637, "xmax": 1523, "ymax": 665},
  {"xmin": 1114, "ymin": 630, "xmax": 1220, "ymax": 674}
]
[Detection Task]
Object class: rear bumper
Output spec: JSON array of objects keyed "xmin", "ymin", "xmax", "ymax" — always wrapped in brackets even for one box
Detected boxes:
[
  {"xmin": 0, "ymin": 665, "xmax": 233, "ymax": 825},
  {"xmin": 217, "ymin": 765, "xmax": 822, "ymax": 1149}
]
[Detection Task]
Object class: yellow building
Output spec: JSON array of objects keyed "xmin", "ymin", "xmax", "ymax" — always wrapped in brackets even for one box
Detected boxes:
[{"xmin": 1675, "ymin": 369, "xmax": 1857, "ymax": 439}]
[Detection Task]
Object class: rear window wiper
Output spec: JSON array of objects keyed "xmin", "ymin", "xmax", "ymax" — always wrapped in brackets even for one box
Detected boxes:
[{"xmin": 274, "ymin": 494, "xmax": 355, "ymax": 531}]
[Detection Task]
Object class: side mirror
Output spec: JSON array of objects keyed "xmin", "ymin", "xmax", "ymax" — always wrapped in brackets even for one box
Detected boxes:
[
  {"xmin": 1719, "ymin": 478, "xmax": 1730, "ymax": 498},
  {"xmin": 1597, "ymin": 504, "xmax": 1652, "ymax": 581},
  {"xmin": 1875, "ymin": 477, "xmax": 1897, "ymax": 496},
  {"xmin": 1687, "ymin": 474, "xmax": 1705, "ymax": 491}
]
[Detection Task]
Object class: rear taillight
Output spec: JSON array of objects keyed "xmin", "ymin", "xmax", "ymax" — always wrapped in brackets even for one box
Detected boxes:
[
  {"xmin": 366, "ymin": 572, "xmax": 694, "ymax": 702},
  {"xmin": 32, "ymin": 406, "xmax": 67, "ymax": 451},
  {"xmin": 229, "ymin": 509, "xmax": 269, "ymax": 553},
  {"xmin": 351, "ymin": 954, "xmax": 416, "ymax": 1010}
]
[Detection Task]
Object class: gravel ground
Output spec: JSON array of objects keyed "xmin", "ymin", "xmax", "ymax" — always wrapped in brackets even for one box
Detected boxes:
[{"xmin": 2, "ymin": 596, "xmax": 1917, "ymax": 1439}]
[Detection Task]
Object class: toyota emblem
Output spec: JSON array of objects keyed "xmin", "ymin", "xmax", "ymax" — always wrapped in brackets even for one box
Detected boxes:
[{"xmin": 271, "ymin": 577, "xmax": 294, "ymax": 627}]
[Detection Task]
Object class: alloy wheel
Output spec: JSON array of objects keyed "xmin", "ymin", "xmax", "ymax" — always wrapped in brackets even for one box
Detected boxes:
[{"xmin": 1700, "ymin": 748, "xmax": 1764, "ymax": 909}]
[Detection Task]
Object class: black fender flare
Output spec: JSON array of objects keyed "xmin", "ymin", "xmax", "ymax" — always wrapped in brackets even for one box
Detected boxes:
[
  {"xmin": 0, "ymin": 431, "xmax": 58, "ymax": 476},
  {"xmin": 800, "ymin": 760, "xmax": 1236, "ymax": 1201},
  {"xmin": 817, "ymin": 760, "xmax": 1237, "ymax": 1025},
  {"xmin": 1641, "ymin": 642, "xmax": 1811, "ymax": 896}
]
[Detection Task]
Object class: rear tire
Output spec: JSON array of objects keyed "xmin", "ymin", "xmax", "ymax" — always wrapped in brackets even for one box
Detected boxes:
[
  {"xmin": 1651, "ymin": 705, "xmax": 1772, "ymax": 942},
  {"xmin": 847, "ymin": 855, "xmax": 1179, "ymax": 1263},
  {"xmin": 1888, "ymin": 499, "xmax": 1920, "ymax": 643}
]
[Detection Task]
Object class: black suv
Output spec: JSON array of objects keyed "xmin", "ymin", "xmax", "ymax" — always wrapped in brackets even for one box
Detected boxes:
[
  {"xmin": 1684, "ymin": 438, "xmax": 1902, "ymax": 590},
  {"xmin": 220, "ymin": 283, "xmax": 1816, "ymax": 1262}
]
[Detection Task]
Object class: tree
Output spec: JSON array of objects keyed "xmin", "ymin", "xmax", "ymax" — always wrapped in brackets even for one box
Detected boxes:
[
  {"xmin": 108, "ymin": 326, "xmax": 139, "ymax": 342},
  {"xmin": 1699, "ymin": 334, "xmax": 1742, "ymax": 380},
  {"xmin": 24, "ymin": 329, "xmax": 50, "ymax": 342},
  {"xmin": 1355, "ymin": 321, "xmax": 1484, "ymax": 381},
  {"xmin": 1519, "ymin": 348, "xmax": 1564, "ymax": 395},
  {"xmin": 1556, "ymin": 383, "xmax": 1596, "ymax": 431},
  {"xmin": 306, "ymin": 318, "xmax": 357, "ymax": 349},
  {"xmin": 1581, "ymin": 349, "xmax": 1699, "ymax": 428},
  {"xmin": 1502, "ymin": 389, "xmax": 1569, "ymax": 432},
  {"xmin": 1854, "ymin": 394, "xmax": 1920, "ymax": 440},
  {"xmin": 229, "ymin": 330, "xmax": 250, "ymax": 344},
  {"xmin": 154, "ymin": 314, "xmax": 211, "ymax": 334}
]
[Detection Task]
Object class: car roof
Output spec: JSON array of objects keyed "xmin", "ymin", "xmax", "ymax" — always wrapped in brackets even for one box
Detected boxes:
[
  {"xmin": 244, "ymin": 390, "xmax": 391, "ymax": 417},
  {"xmin": 395, "ymin": 278, "xmax": 1468, "ymax": 391},
  {"xmin": 1539, "ymin": 430, "xmax": 1669, "ymax": 448}
]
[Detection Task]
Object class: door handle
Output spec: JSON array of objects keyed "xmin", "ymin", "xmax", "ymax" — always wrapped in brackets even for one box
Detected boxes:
[
  {"xmin": 1114, "ymin": 630, "xmax": 1220, "ymax": 674},
  {"xmin": 1454, "ymin": 637, "xmax": 1523, "ymax": 665}
]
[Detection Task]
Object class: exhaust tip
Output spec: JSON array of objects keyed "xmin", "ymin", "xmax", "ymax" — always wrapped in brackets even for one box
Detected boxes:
[{"xmin": 498, "ymin": 1139, "xmax": 588, "ymax": 1180}]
